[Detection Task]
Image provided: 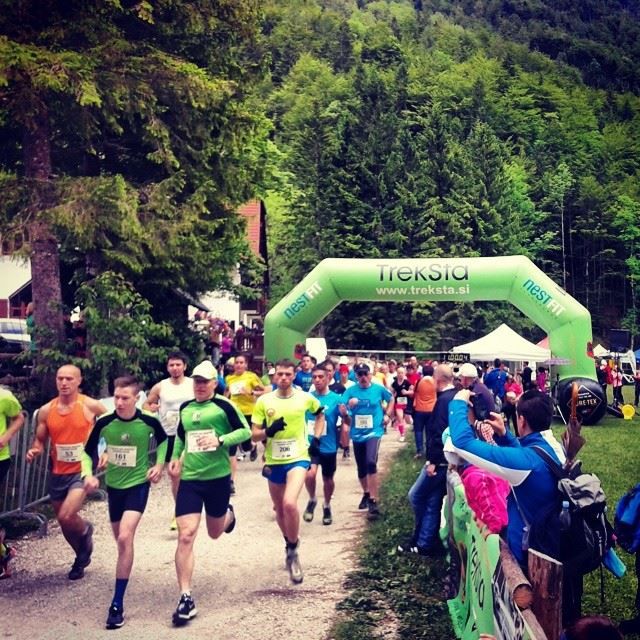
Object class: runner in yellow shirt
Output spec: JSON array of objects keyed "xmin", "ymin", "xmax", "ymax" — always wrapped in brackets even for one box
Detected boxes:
[
  {"xmin": 251, "ymin": 359, "xmax": 324, "ymax": 584},
  {"xmin": 225, "ymin": 353, "xmax": 264, "ymax": 468}
]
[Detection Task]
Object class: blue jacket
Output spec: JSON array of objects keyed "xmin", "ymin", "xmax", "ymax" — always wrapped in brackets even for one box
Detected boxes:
[{"xmin": 448, "ymin": 398, "xmax": 561, "ymax": 565}]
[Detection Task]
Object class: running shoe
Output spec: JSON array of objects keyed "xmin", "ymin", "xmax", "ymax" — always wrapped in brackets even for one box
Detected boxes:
[
  {"xmin": 249, "ymin": 445, "xmax": 258, "ymax": 462},
  {"xmin": 322, "ymin": 506, "xmax": 332, "ymax": 525},
  {"xmin": 286, "ymin": 547, "xmax": 304, "ymax": 584},
  {"xmin": 358, "ymin": 494, "xmax": 370, "ymax": 510},
  {"xmin": 170, "ymin": 517, "xmax": 177, "ymax": 531},
  {"xmin": 397, "ymin": 541, "xmax": 429, "ymax": 556},
  {"xmin": 172, "ymin": 593, "xmax": 197, "ymax": 626},
  {"xmin": 230, "ymin": 480, "xmax": 236, "ymax": 496},
  {"xmin": 68, "ymin": 556, "xmax": 87, "ymax": 580},
  {"xmin": 302, "ymin": 499, "xmax": 317, "ymax": 523},
  {"xmin": 236, "ymin": 452, "xmax": 245, "ymax": 461},
  {"xmin": 224, "ymin": 504, "xmax": 236, "ymax": 534},
  {"xmin": 342, "ymin": 448, "xmax": 350, "ymax": 459},
  {"xmin": 106, "ymin": 604, "xmax": 125, "ymax": 629},
  {"xmin": 367, "ymin": 499, "xmax": 380, "ymax": 521}
]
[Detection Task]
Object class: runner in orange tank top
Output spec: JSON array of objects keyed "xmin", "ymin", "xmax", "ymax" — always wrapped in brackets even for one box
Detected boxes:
[{"xmin": 27, "ymin": 364, "xmax": 107, "ymax": 580}]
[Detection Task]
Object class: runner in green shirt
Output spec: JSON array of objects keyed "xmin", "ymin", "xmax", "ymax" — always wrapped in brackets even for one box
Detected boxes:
[
  {"xmin": 82, "ymin": 375, "xmax": 167, "ymax": 630},
  {"xmin": 251, "ymin": 359, "xmax": 325, "ymax": 584},
  {"xmin": 168, "ymin": 359, "xmax": 251, "ymax": 627}
]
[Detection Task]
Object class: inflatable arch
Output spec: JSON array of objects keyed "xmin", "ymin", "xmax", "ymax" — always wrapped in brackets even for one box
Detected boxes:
[{"xmin": 264, "ymin": 256, "xmax": 606, "ymax": 424}]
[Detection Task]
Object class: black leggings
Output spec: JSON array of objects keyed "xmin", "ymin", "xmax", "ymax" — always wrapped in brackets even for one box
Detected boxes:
[{"xmin": 353, "ymin": 438, "xmax": 381, "ymax": 479}]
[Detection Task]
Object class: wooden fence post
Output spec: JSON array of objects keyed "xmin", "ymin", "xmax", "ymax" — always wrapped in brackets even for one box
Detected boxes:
[{"xmin": 528, "ymin": 548, "xmax": 563, "ymax": 640}]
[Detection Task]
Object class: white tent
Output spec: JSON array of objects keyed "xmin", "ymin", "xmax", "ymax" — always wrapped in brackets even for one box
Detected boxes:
[
  {"xmin": 451, "ymin": 323, "xmax": 551, "ymax": 362},
  {"xmin": 593, "ymin": 343, "xmax": 609, "ymax": 357}
]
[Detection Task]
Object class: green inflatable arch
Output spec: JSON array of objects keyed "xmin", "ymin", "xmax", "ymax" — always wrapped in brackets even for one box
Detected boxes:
[{"xmin": 264, "ymin": 256, "xmax": 606, "ymax": 423}]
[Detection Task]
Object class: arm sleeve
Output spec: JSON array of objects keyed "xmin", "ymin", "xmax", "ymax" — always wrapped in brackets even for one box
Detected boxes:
[
  {"xmin": 449, "ymin": 399, "xmax": 533, "ymax": 486},
  {"xmin": 81, "ymin": 419, "xmax": 104, "ymax": 477},
  {"xmin": 216, "ymin": 398, "xmax": 251, "ymax": 446},
  {"xmin": 148, "ymin": 417, "xmax": 168, "ymax": 462},
  {"xmin": 172, "ymin": 411, "xmax": 186, "ymax": 461}
]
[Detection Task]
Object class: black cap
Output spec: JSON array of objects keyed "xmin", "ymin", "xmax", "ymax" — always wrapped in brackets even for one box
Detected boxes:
[{"xmin": 354, "ymin": 363, "xmax": 370, "ymax": 375}]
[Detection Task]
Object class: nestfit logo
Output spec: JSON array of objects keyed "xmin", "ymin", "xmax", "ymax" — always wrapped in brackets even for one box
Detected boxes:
[
  {"xmin": 522, "ymin": 279, "xmax": 566, "ymax": 317},
  {"xmin": 283, "ymin": 281, "xmax": 323, "ymax": 319},
  {"xmin": 377, "ymin": 263, "xmax": 469, "ymax": 282}
]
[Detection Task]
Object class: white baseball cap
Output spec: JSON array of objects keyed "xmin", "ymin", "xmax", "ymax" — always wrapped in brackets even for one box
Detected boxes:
[
  {"xmin": 459, "ymin": 363, "xmax": 478, "ymax": 378},
  {"xmin": 191, "ymin": 360, "xmax": 218, "ymax": 380},
  {"xmin": 338, "ymin": 355, "xmax": 349, "ymax": 365}
]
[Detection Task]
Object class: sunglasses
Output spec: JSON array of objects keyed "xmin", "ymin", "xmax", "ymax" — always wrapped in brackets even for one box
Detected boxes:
[{"xmin": 356, "ymin": 372, "xmax": 369, "ymax": 377}]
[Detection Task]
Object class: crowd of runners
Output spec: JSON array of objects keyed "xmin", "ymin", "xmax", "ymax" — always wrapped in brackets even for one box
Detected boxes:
[{"xmin": 0, "ymin": 350, "xmax": 444, "ymax": 631}]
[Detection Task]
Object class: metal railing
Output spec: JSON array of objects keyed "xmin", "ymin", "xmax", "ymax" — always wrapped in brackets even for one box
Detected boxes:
[{"xmin": 0, "ymin": 410, "xmax": 48, "ymax": 534}]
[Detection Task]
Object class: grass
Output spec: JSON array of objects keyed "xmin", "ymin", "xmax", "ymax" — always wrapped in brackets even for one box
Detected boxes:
[
  {"xmin": 332, "ymin": 446, "xmax": 454, "ymax": 640},
  {"xmin": 332, "ymin": 386, "xmax": 640, "ymax": 639}
]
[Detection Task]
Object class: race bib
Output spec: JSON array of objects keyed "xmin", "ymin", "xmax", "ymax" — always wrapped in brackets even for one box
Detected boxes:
[
  {"xmin": 354, "ymin": 414, "xmax": 373, "ymax": 429},
  {"xmin": 110, "ymin": 445, "xmax": 137, "ymax": 468},
  {"xmin": 56, "ymin": 443, "xmax": 83, "ymax": 463},
  {"xmin": 396, "ymin": 396, "xmax": 408, "ymax": 406},
  {"xmin": 163, "ymin": 410, "xmax": 180, "ymax": 431},
  {"xmin": 307, "ymin": 418, "xmax": 327, "ymax": 438},
  {"xmin": 271, "ymin": 438, "xmax": 298, "ymax": 460},
  {"xmin": 187, "ymin": 429, "xmax": 218, "ymax": 453},
  {"xmin": 230, "ymin": 382, "xmax": 246, "ymax": 396}
]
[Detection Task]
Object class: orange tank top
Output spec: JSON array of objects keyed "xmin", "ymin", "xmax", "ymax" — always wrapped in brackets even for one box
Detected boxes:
[
  {"xmin": 46, "ymin": 395, "xmax": 93, "ymax": 475},
  {"xmin": 413, "ymin": 377, "xmax": 437, "ymax": 412}
]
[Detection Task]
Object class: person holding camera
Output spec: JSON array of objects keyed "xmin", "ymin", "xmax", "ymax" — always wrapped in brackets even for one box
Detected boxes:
[
  {"xmin": 458, "ymin": 363, "xmax": 496, "ymax": 422},
  {"xmin": 398, "ymin": 364, "xmax": 457, "ymax": 556}
]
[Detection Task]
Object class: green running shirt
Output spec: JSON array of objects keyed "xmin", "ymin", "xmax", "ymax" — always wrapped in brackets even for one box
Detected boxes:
[
  {"xmin": 172, "ymin": 396, "xmax": 251, "ymax": 481},
  {"xmin": 82, "ymin": 410, "xmax": 168, "ymax": 489}
]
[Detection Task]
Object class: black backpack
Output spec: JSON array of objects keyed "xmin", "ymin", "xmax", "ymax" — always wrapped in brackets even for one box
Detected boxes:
[{"xmin": 525, "ymin": 446, "xmax": 613, "ymax": 576}]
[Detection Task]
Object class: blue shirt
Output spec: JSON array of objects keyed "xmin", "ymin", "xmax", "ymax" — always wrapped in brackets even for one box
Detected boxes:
[
  {"xmin": 294, "ymin": 370, "xmax": 313, "ymax": 392},
  {"xmin": 341, "ymin": 383, "xmax": 392, "ymax": 442},
  {"xmin": 448, "ymin": 398, "xmax": 561, "ymax": 565},
  {"xmin": 484, "ymin": 368, "xmax": 507, "ymax": 399},
  {"xmin": 306, "ymin": 389, "xmax": 341, "ymax": 454}
]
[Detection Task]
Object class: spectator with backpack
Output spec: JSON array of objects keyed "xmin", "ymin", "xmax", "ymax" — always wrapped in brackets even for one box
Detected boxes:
[{"xmin": 448, "ymin": 388, "xmax": 589, "ymax": 625}]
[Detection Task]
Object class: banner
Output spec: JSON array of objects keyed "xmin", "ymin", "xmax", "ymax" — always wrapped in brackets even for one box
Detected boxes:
[
  {"xmin": 445, "ymin": 475, "xmax": 541, "ymax": 639},
  {"xmin": 264, "ymin": 257, "xmax": 605, "ymax": 423}
]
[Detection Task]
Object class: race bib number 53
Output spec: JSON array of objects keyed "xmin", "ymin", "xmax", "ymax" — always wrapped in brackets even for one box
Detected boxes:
[{"xmin": 56, "ymin": 443, "xmax": 83, "ymax": 463}]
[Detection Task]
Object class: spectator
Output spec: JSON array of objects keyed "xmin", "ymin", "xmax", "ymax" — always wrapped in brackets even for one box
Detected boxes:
[
  {"xmin": 536, "ymin": 366, "xmax": 548, "ymax": 393},
  {"xmin": 521, "ymin": 361, "xmax": 533, "ymax": 390},
  {"xmin": 484, "ymin": 358, "xmax": 507, "ymax": 402},
  {"xmin": 611, "ymin": 364, "xmax": 624, "ymax": 404},
  {"xmin": 220, "ymin": 331, "xmax": 234, "ymax": 366},
  {"xmin": 412, "ymin": 365, "xmax": 436, "ymax": 459},
  {"xmin": 503, "ymin": 373, "xmax": 523, "ymax": 433},
  {"xmin": 634, "ymin": 363, "xmax": 640, "ymax": 407},
  {"xmin": 398, "ymin": 364, "xmax": 457, "ymax": 556},
  {"xmin": 448, "ymin": 388, "xmax": 584, "ymax": 624}
]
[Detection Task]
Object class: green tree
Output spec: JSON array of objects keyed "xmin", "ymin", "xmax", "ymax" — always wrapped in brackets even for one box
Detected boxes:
[{"xmin": 0, "ymin": 0, "xmax": 268, "ymax": 388}]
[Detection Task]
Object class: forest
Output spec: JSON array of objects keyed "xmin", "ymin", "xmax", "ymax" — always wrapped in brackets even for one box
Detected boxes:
[{"xmin": 1, "ymin": 0, "xmax": 639, "ymax": 388}]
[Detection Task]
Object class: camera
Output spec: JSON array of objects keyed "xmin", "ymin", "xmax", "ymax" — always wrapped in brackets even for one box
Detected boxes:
[{"xmin": 471, "ymin": 393, "xmax": 490, "ymax": 422}]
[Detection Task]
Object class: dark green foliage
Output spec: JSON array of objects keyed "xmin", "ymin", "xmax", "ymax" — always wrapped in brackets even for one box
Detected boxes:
[{"xmin": 264, "ymin": 0, "xmax": 640, "ymax": 350}]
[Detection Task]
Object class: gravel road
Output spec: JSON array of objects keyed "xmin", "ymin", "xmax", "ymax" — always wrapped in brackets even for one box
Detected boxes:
[{"xmin": 3, "ymin": 438, "xmax": 402, "ymax": 640}]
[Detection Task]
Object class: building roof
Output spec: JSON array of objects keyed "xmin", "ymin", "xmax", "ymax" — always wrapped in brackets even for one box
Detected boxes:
[
  {"xmin": 0, "ymin": 256, "xmax": 31, "ymax": 299},
  {"xmin": 237, "ymin": 200, "xmax": 262, "ymax": 258}
]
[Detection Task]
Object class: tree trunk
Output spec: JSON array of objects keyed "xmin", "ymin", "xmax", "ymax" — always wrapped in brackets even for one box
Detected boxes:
[{"xmin": 24, "ymin": 102, "xmax": 64, "ymax": 395}]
